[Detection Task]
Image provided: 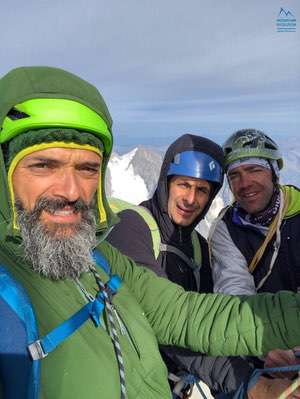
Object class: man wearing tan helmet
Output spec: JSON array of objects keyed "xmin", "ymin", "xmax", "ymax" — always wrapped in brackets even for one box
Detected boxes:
[{"xmin": 210, "ymin": 128, "xmax": 300, "ymax": 398}]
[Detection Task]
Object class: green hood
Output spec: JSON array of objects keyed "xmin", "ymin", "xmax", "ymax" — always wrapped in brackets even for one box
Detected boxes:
[
  {"xmin": 282, "ymin": 185, "xmax": 300, "ymax": 218},
  {"xmin": 0, "ymin": 66, "xmax": 118, "ymax": 242}
]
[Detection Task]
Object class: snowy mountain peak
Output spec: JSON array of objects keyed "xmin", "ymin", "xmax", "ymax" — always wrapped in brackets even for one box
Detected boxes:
[
  {"xmin": 110, "ymin": 147, "xmax": 138, "ymax": 168},
  {"xmin": 106, "ymin": 146, "xmax": 161, "ymax": 204}
]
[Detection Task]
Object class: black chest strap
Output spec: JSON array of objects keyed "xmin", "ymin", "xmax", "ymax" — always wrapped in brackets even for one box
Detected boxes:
[{"xmin": 160, "ymin": 243, "xmax": 201, "ymax": 291}]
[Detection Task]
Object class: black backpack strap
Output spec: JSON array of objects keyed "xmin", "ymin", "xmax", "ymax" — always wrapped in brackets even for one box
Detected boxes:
[{"xmin": 160, "ymin": 243, "xmax": 201, "ymax": 291}]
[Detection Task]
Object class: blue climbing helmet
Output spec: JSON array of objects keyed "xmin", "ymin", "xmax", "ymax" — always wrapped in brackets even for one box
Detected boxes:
[
  {"xmin": 167, "ymin": 150, "xmax": 224, "ymax": 189},
  {"xmin": 165, "ymin": 136, "xmax": 225, "ymax": 220},
  {"xmin": 154, "ymin": 134, "xmax": 224, "ymax": 220}
]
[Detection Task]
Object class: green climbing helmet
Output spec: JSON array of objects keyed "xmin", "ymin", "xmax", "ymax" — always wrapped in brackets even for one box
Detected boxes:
[
  {"xmin": 0, "ymin": 98, "xmax": 113, "ymax": 155},
  {"xmin": 223, "ymin": 129, "xmax": 283, "ymax": 170},
  {"xmin": 0, "ymin": 66, "xmax": 113, "ymax": 155}
]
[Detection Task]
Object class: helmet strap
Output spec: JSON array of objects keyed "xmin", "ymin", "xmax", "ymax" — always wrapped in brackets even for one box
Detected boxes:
[{"xmin": 268, "ymin": 159, "xmax": 280, "ymax": 184}]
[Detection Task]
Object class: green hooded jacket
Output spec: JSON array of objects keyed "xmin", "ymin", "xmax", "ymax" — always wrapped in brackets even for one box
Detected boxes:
[{"xmin": 1, "ymin": 67, "xmax": 300, "ymax": 398}]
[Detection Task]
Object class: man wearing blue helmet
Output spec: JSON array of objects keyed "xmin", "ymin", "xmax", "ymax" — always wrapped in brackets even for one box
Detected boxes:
[
  {"xmin": 108, "ymin": 134, "xmax": 256, "ymax": 397},
  {"xmin": 109, "ymin": 134, "xmax": 223, "ymax": 300}
]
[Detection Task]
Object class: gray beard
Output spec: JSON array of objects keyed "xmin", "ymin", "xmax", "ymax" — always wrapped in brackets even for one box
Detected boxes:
[{"xmin": 16, "ymin": 199, "xmax": 97, "ymax": 280}]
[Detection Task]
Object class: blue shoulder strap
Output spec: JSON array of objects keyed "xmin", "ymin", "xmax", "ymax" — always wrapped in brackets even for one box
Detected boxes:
[
  {"xmin": 29, "ymin": 250, "xmax": 121, "ymax": 360},
  {"xmin": 0, "ymin": 265, "xmax": 40, "ymax": 399},
  {"xmin": 0, "ymin": 251, "xmax": 120, "ymax": 399},
  {"xmin": 93, "ymin": 250, "xmax": 111, "ymax": 276}
]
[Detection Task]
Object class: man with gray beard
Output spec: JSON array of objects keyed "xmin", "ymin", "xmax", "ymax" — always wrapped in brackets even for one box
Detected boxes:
[
  {"xmin": 16, "ymin": 198, "xmax": 97, "ymax": 280},
  {"xmin": 1, "ymin": 66, "xmax": 300, "ymax": 399}
]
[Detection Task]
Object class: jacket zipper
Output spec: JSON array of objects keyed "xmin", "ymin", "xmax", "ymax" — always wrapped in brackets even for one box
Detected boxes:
[
  {"xmin": 111, "ymin": 304, "xmax": 141, "ymax": 357},
  {"xmin": 179, "ymin": 227, "xmax": 182, "ymax": 243}
]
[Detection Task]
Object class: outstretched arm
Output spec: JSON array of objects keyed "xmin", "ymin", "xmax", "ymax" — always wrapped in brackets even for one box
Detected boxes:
[{"xmin": 101, "ymin": 241, "xmax": 300, "ymax": 357}]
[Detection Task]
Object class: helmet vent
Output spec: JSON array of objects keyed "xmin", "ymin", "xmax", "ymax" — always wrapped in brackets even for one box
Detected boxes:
[
  {"xmin": 265, "ymin": 142, "xmax": 277, "ymax": 150},
  {"xmin": 7, "ymin": 107, "xmax": 29, "ymax": 121}
]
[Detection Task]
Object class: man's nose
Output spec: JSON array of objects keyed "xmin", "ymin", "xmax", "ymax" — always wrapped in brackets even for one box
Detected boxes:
[
  {"xmin": 184, "ymin": 188, "xmax": 196, "ymax": 205},
  {"xmin": 238, "ymin": 173, "xmax": 251, "ymax": 189},
  {"xmin": 52, "ymin": 170, "xmax": 81, "ymax": 202}
]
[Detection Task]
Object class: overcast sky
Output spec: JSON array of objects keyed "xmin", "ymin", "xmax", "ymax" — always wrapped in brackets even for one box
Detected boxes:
[{"xmin": 2, "ymin": 0, "xmax": 299, "ymax": 151}]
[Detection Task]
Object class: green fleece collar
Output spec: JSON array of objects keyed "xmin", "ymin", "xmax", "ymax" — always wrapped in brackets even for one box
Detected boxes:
[{"xmin": 282, "ymin": 185, "xmax": 300, "ymax": 218}]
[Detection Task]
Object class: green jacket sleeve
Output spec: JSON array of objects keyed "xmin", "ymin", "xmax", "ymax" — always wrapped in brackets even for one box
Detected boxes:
[{"xmin": 100, "ymin": 241, "xmax": 300, "ymax": 357}]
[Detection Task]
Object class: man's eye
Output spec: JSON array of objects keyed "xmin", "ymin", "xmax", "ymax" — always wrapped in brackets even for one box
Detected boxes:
[
  {"xmin": 78, "ymin": 166, "xmax": 100, "ymax": 175},
  {"xmin": 228, "ymin": 174, "xmax": 237, "ymax": 181},
  {"xmin": 199, "ymin": 188, "xmax": 210, "ymax": 195},
  {"xmin": 29, "ymin": 163, "xmax": 51, "ymax": 169}
]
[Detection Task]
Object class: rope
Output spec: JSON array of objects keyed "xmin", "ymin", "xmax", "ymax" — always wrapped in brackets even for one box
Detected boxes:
[
  {"xmin": 194, "ymin": 379, "xmax": 210, "ymax": 399},
  {"xmin": 248, "ymin": 189, "xmax": 289, "ymax": 274},
  {"xmin": 277, "ymin": 352, "xmax": 300, "ymax": 399},
  {"xmin": 91, "ymin": 268, "xmax": 127, "ymax": 399},
  {"xmin": 277, "ymin": 376, "xmax": 300, "ymax": 399}
]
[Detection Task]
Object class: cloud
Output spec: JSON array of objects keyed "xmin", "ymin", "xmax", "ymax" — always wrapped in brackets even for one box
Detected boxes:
[{"xmin": 1, "ymin": 0, "xmax": 299, "ymax": 148}]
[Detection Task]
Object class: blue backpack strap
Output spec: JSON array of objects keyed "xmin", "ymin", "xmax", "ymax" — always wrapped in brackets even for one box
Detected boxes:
[
  {"xmin": 93, "ymin": 250, "xmax": 111, "ymax": 276},
  {"xmin": 29, "ymin": 297, "xmax": 105, "ymax": 360},
  {"xmin": 29, "ymin": 251, "xmax": 121, "ymax": 360},
  {"xmin": 0, "ymin": 265, "xmax": 40, "ymax": 399},
  {"xmin": 0, "ymin": 252, "xmax": 121, "ymax": 398}
]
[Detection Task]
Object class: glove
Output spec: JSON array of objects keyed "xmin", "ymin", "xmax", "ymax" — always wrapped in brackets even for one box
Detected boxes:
[{"xmin": 247, "ymin": 376, "xmax": 300, "ymax": 399}]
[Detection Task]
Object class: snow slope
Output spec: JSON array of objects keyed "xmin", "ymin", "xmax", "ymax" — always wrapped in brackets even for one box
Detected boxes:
[{"xmin": 107, "ymin": 148, "xmax": 149, "ymax": 204}]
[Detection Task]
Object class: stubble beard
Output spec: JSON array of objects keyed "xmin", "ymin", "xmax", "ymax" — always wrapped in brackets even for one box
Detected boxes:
[{"xmin": 16, "ymin": 198, "xmax": 97, "ymax": 280}]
